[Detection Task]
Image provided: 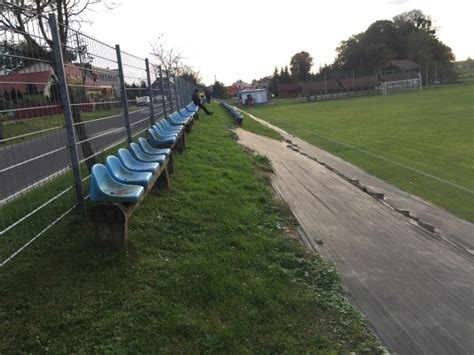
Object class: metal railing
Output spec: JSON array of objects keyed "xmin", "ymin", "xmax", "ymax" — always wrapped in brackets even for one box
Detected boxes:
[{"xmin": 0, "ymin": 2, "xmax": 198, "ymax": 267}]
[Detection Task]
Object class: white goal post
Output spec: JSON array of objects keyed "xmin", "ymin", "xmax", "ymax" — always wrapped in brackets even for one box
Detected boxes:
[{"xmin": 381, "ymin": 76, "xmax": 422, "ymax": 95}]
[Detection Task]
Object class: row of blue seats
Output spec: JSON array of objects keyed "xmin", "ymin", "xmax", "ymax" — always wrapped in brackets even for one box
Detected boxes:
[
  {"xmin": 220, "ymin": 102, "xmax": 243, "ymax": 125},
  {"xmin": 90, "ymin": 102, "xmax": 199, "ymax": 205},
  {"xmin": 149, "ymin": 102, "xmax": 199, "ymax": 147}
]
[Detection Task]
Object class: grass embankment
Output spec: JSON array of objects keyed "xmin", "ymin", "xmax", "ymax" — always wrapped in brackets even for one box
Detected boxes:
[
  {"xmin": 247, "ymin": 84, "xmax": 474, "ymax": 222},
  {"xmin": 236, "ymin": 108, "xmax": 283, "ymax": 140},
  {"xmin": 0, "ymin": 103, "xmax": 381, "ymax": 353}
]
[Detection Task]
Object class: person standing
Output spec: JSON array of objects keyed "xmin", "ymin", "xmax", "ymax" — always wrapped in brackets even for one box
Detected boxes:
[
  {"xmin": 192, "ymin": 89, "xmax": 213, "ymax": 116},
  {"xmin": 204, "ymin": 87, "xmax": 211, "ymax": 104}
]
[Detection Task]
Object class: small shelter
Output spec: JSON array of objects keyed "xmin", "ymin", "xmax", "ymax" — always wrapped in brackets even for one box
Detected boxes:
[{"xmin": 239, "ymin": 88, "xmax": 268, "ymax": 105}]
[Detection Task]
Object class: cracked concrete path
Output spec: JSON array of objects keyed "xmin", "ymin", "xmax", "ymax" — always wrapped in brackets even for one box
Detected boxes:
[
  {"xmin": 236, "ymin": 128, "xmax": 474, "ymax": 354},
  {"xmin": 239, "ymin": 111, "xmax": 473, "ymax": 253}
]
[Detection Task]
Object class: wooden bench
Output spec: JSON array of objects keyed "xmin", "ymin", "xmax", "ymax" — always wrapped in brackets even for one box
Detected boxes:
[{"xmin": 89, "ymin": 147, "xmax": 171, "ymax": 248}]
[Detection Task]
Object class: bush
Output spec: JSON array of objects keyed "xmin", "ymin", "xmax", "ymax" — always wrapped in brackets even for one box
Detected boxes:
[
  {"xmin": 0, "ymin": 97, "xmax": 12, "ymax": 111},
  {"xmin": 21, "ymin": 94, "xmax": 49, "ymax": 107}
]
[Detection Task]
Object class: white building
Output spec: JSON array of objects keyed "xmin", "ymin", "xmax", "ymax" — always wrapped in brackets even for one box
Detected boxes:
[{"xmin": 239, "ymin": 88, "xmax": 268, "ymax": 105}]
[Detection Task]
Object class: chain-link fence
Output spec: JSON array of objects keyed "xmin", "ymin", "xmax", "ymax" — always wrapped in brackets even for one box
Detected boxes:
[{"xmin": 0, "ymin": 2, "xmax": 197, "ymax": 267}]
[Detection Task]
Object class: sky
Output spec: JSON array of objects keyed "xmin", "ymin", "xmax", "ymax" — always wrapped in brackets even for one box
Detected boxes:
[{"xmin": 83, "ymin": 0, "xmax": 473, "ymax": 86}]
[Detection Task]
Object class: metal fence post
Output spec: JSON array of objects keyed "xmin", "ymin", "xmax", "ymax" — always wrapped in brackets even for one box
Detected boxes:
[
  {"xmin": 172, "ymin": 75, "xmax": 180, "ymax": 109},
  {"xmin": 145, "ymin": 58, "xmax": 155, "ymax": 126},
  {"xmin": 166, "ymin": 69, "xmax": 174, "ymax": 113},
  {"xmin": 0, "ymin": 116, "xmax": 3, "ymax": 144},
  {"xmin": 176, "ymin": 77, "xmax": 182, "ymax": 107},
  {"xmin": 174, "ymin": 76, "xmax": 180, "ymax": 108},
  {"xmin": 48, "ymin": 14, "xmax": 86, "ymax": 214},
  {"xmin": 179, "ymin": 78, "xmax": 185, "ymax": 106},
  {"xmin": 158, "ymin": 66, "xmax": 167, "ymax": 118},
  {"xmin": 186, "ymin": 81, "xmax": 191, "ymax": 102},
  {"xmin": 115, "ymin": 45, "xmax": 133, "ymax": 143}
]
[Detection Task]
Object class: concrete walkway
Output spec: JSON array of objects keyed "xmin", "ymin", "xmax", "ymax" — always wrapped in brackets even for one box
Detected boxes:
[
  {"xmin": 240, "ymin": 112, "xmax": 473, "ymax": 253},
  {"xmin": 236, "ymin": 128, "xmax": 474, "ymax": 354}
]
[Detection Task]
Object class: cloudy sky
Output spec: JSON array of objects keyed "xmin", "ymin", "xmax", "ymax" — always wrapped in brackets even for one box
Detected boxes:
[{"xmin": 83, "ymin": 0, "xmax": 473, "ymax": 85}]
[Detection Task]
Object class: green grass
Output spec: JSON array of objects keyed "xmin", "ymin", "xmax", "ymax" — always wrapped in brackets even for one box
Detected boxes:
[
  {"xmin": 0, "ymin": 103, "xmax": 382, "ymax": 353},
  {"xmin": 246, "ymin": 84, "xmax": 474, "ymax": 222},
  {"xmin": 239, "ymin": 111, "xmax": 283, "ymax": 140},
  {"xmin": 220, "ymin": 103, "xmax": 283, "ymax": 140}
]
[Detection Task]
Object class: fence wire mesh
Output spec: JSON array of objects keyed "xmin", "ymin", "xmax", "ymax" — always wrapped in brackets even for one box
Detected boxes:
[{"xmin": 0, "ymin": 2, "xmax": 198, "ymax": 267}]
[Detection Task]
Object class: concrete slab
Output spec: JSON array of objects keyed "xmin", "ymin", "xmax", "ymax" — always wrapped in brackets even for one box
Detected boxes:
[{"xmin": 239, "ymin": 111, "xmax": 473, "ymax": 252}]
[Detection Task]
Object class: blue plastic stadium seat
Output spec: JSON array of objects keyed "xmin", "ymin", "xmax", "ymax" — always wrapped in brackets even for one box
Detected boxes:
[
  {"xmin": 105, "ymin": 155, "xmax": 153, "ymax": 187},
  {"xmin": 220, "ymin": 101, "xmax": 244, "ymax": 125},
  {"xmin": 178, "ymin": 108, "xmax": 193, "ymax": 118},
  {"xmin": 129, "ymin": 143, "xmax": 166, "ymax": 165},
  {"xmin": 156, "ymin": 120, "xmax": 183, "ymax": 134},
  {"xmin": 90, "ymin": 164, "xmax": 144, "ymax": 203},
  {"xmin": 118, "ymin": 148, "xmax": 160, "ymax": 173},
  {"xmin": 148, "ymin": 129, "xmax": 176, "ymax": 147},
  {"xmin": 161, "ymin": 119, "xmax": 184, "ymax": 132},
  {"xmin": 138, "ymin": 137, "xmax": 171, "ymax": 156},
  {"xmin": 168, "ymin": 111, "xmax": 190, "ymax": 125},
  {"xmin": 152, "ymin": 124, "xmax": 179, "ymax": 138},
  {"xmin": 185, "ymin": 103, "xmax": 199, "ymax": 113}
]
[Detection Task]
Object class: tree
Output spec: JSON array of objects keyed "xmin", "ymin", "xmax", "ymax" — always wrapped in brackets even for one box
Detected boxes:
[
  {"xmin": 466, "ymin": 57, "xmax": 474, "ymax": 69},
  {"xmin": 150, "ymin": 35, "xmax": 184, "ymax": 77},
  {"xmin": 268, "ymin": 66, "xmax": 280, "ymax": 96},
  {"xmin": 330, "ymin": 10, "xmax": 456, "ymax": 83},
  {"xmin": 138, "ymin": 81, "xmax": 147, "ymax": 97},
  {"xmin": 393, "ymin": 9, "xmax": 436, "ymax": 35},
  {"xmin": 279, "ymin": 66, "xmax": 292, "ymax": 84},
  {"xmin": 180, "ymin": 64, "xmax": 202, "ymax": 85},
  {"xmin": 0, "ymin": 1, "xmax": 117, "ymax": 55},
  {"xmin": 290, "ymin": 51, "xmax": 313, "ymax": 82},
  {"xmin": 211, "ymin": 81, "xmax": 228, "ymax": 99}
]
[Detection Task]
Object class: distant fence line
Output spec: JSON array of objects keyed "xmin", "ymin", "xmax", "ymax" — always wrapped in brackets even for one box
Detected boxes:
[
  {"xmin": 277, "ymin": 61, "xmax": 424, "ymax": 101},
  {"xmin": 0, "ymin": 2, "xmax": 198, "ymax": 267}
]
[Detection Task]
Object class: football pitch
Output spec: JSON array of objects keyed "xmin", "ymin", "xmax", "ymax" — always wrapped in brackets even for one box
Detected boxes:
[{"xmin": 247, "ymin": 84, "xmax": 474, "ymax": 222}]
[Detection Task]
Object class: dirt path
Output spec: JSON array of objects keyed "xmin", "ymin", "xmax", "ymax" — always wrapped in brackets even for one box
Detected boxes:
[{"xmin": 236, "ymin": 128, "xmax": 474, "ymax": 354}]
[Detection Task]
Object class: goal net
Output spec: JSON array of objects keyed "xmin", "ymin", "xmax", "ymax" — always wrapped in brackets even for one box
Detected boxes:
[{"xmin": 381, "ymin": 77, "xmax": 422, "ymax": 95}]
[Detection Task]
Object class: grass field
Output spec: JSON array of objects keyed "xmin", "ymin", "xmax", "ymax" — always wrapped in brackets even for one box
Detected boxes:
[
  {"xmin": 0, "ymin": 103, "xmax": 382, "ymax": 353},
  {"xmin": 246, "ymin": 84, "xmax": 474, "ymax": 222}
]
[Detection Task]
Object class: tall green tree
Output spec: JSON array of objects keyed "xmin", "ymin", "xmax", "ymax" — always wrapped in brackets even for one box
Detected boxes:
[
  {"xmin": 279, "ymin": 66, "xmax": 292, "ymax": 84},
  {"xmin": 330, "ymin": 10, "xmax": 456, "ymax": 83},
  {"xmin": 268, "ymin": 66, "xmax": 280, "ymax": 96},
  {"xmin": 211, "ymin": 81, "xmax": 228, "ymax": 99},
  {"xmin": 289, "ymin": 51, "xmax": 313, "ymax": 82}
]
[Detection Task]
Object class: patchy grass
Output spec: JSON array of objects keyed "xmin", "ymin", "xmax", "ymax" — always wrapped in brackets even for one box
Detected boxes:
[
  {"xmin": 247, "ymin": 84, "xmax": 474, "ymax": 222},
  {"xmin": 0, "ymin": 103, "xmax": 382, "ymax": 353}
]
